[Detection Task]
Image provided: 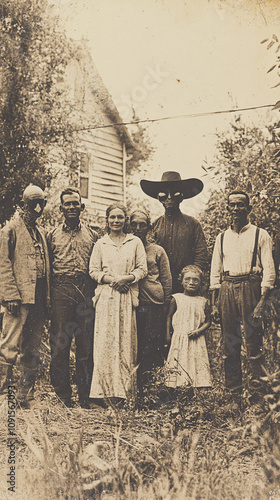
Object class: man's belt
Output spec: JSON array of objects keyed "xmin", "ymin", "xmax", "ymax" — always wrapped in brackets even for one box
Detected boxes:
[
  {"xmin": 52, "ymin": 273, "xmax": 90, "ymax": 284},
  {"xmin": 222, "ymin": 272, "xmax": 261, "ymax": 284}
]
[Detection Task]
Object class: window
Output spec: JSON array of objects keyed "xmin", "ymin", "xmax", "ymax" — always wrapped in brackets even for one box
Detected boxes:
[{"xmin": 79, "ymin": 153, "xmax": 89, "ymax": 199}]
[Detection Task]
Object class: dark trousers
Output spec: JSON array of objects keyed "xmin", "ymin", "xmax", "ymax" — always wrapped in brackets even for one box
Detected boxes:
[
  {"xmin": 218, "ymin": 277, "xmax": 263, "ymax": 393},
  {"xmin": 136, "ymin": 303, "xmax": 165, "ymax": 392},
  {"xmin": 0, "ymin": 278, "xmax": 47, "ymax": 402},
  {"xmin": 50, "ymin": 276, "xmax": 94, "ymax": 406}
]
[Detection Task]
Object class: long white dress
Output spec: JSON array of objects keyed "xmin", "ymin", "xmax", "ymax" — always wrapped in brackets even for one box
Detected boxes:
[
  {"xmin": 166, "ymin": 294, "xmax": 211, "ymax": 388},
  {"xmin": 89, "ymin": 233, "xmax": 147, "ymax": 399}
]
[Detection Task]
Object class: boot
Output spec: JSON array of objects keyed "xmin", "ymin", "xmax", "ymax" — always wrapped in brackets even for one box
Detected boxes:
[
  {"xmin": 0, "ymin": 362, "xmax": 13, "ymax": 395},
  {"xmin": 17, "ymin": 365, "xmax": 37, "ymax": 405}
]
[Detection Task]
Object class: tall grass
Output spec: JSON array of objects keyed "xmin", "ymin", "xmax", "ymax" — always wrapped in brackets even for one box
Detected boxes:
[{"xmin": 1, "ymin": 323, "xmax": 280, "ymax": 499}]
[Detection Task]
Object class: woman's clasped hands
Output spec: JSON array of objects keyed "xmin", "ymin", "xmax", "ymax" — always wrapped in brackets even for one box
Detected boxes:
[{"xmin": 110, "ymin": 275, "xmax": 133, "ymax": 293}]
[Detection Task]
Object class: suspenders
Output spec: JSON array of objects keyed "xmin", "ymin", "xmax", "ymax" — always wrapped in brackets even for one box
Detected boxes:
[{"xmin": 220, "ymin": 227, "xmax": 260, "ymax": 273}]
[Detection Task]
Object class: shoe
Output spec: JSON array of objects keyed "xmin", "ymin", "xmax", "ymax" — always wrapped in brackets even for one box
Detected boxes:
[
  {"xmin": 80, "ymin": 400, "xmax": 90, "ymax": 409},
  {"xmin": 57, "ymin": 397, "xmax": 72, "ymax": 408},
  {"xmin": 89, "ymin": 398, "xmax": 107, "ymax": 409},
  {"xmin": 16, "ymin": 400, "xmax": 32, "ymax": 409}
]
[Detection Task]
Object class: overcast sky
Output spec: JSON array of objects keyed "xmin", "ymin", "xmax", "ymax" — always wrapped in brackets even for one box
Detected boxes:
[{"xmin": 52, "ymin": 0, "xmax": 280, "ymax": 214}]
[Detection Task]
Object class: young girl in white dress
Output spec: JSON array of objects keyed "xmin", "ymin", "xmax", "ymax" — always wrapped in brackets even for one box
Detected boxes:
[{"xmin": 165, "ymin": 265, "xmax": 211, "ymax": 388}]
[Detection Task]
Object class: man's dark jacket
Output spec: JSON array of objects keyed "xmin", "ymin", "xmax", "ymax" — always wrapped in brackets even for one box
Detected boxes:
[{"xmin": 153, "ymin": 211, "xmax": 208, "ymax": 292}]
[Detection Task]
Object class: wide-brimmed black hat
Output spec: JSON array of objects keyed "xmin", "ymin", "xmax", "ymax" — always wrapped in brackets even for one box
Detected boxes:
[{"xmin": 140, "ymin": 171, "xmax": 203, "ymax": 200}]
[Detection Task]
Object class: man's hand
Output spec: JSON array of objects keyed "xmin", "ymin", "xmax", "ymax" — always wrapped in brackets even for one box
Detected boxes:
[
  {"xmin": 166, "ymin": 332, "xmax": 171, "ymax": 344},
  {"xmin": 252, "ymin": 298, "xmax": 265, "ymax": 323},
  {"xmin": 5, "ymin": 300, "xmax": 21, "ymax": 316},
  {"xmin": 211, "ymin": 305, "xmax": 220, "ymax": 324}
]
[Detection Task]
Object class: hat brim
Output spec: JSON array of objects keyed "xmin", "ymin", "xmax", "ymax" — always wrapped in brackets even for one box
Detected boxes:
[{"xmin": 140, "ymin": 178, "xmax": 203, "ymax": 200}]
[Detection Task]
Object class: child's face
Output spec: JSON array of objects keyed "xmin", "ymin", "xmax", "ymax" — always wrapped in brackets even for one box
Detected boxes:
[{"xmin": 182, "ymin": 271, "xmax": 201, "ymax": 294}]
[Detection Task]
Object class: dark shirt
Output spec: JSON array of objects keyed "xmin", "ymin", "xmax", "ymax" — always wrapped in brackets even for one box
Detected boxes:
[
  {"xmin": 47, "ymin": 222, "xmax": 98, "ymax": 278},
  {"xmin": 152, "ymin": 210, "xmax": 208, "ymax": 292},
  {"xmin": 139, "ymin": 242, "xmax": 172, "ymax": 305}
]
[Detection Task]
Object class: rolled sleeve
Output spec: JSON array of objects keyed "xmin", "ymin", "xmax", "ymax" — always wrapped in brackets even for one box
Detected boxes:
[
  {"xmin": 260, "ymin": 230, "xmax": 276, "ymax": 292},
  {"xmin": 89, "ymin": 241, "xmax": 104, "ymax": 283},
  {"xmin": 210, "ymin": 233, "xmax": 223, "ymax": 290}
]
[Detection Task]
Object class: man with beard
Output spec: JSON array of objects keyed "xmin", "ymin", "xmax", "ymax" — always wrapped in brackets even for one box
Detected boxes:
[{"xmin": 210, "ymin": 191, "xmax": 275, "ymax": 402}]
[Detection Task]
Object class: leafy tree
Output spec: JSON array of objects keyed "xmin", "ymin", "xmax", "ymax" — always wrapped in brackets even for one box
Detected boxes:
[
  {"xmin": 126, "ymin": 111, "xmax": 156, "ymax": 216},
  {"xmin": 0, "ymin": 0, "xmax": 74, "ymax": 224},
  {"xmin": 200, "ymin": 118, "xmax": 280, "ymax": 255}
]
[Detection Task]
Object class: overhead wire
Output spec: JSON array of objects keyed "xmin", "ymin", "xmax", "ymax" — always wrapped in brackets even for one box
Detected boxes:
[
  {"xmin": 32, "ymin": 103, "xmax": 277, "ymax": 137},
  {"xmin": 54, "ymin": 103, "xmax": 276, "ymax": 134}
]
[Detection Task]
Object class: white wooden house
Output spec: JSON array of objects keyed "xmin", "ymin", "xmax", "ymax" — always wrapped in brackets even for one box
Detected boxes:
[{"xmin": 65, "ymin": 42, "xmax": 135, "ymax": 220}]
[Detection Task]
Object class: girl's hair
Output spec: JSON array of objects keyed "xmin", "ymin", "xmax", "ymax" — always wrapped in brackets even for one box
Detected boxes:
[
  {"xmin": 130, "ymin": 208, "xmax": 151, "ymax": 228},
  {"xmin": 106, "ymin": 203, "xmax": 128, "ymax": 233},
  {"xmin": 179, "ymin": 265, "xmax": 204, "ymax": 284}
]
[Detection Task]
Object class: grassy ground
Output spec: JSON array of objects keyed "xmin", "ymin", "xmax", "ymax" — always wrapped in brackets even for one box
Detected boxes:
[{"xmin": 1, "ymin": 325, "xmax": 280, "ymax": 499}]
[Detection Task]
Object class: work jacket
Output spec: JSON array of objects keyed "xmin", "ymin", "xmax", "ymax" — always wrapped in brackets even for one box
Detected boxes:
[{"xmin": 0, "ymin": 214, "xmax": 50, "ymax": 305}]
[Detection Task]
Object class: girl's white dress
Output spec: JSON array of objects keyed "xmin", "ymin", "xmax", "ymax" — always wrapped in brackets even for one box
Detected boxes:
[
  {"xmin": 166, "ymin": 293, "xmax": 211, "ymax": 388},
  {"xmin": 89, "ymin": 233, "xmax": 147, "ymax": 399}
]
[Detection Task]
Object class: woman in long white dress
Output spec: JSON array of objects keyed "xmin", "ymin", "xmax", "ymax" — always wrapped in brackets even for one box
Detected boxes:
[{"xmin": 89, "ymin": 204, "xmax": 147, "ymax": 401}]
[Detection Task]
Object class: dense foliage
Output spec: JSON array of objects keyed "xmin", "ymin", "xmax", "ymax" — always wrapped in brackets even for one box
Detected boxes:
[
  {"xmin": 0, "ymin": 0, "xmax": 74, "ymax": 225},
  {"xmin": 201, "ymin": 118, "xmax": 280, "ymax": 254}
]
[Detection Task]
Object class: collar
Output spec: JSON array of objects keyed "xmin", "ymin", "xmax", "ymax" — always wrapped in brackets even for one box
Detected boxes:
[
  {"xmin": 230, "ymin": 222, "xmax": 251, "ymax": 234},
  {"xmin": 103, "ymin": 233, "xmax": 136, "ymax": 246},
  {"xmin": 164, "ymin": 208, "xmax": 182, "ymax": 221},
  {"xmin": 20, "ymin": 212, "xmax": 38, "ymax": 231},
  {"xmin": 62, "ymin": 221, "xmax": 82, "ymax": 232}
]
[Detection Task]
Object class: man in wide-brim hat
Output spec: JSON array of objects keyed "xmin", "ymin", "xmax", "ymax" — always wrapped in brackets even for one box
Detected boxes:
[{"xmin": 140, "ymin": 171, "xmax": 208, "ymax": 294}]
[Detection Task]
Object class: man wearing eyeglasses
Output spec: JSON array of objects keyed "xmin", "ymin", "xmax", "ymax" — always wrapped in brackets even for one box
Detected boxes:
[
  {"xmin": 0, "ymin": 184, "xmax": 50, "ymax": 408},
  {"xmin": 140, "ymin": 171, "xmax": 208, "ymax": 293}
]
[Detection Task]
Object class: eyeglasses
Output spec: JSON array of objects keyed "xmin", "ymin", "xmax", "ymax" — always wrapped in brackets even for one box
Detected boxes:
[
  {"xmin": 27, "ymin": 199, "xmax": 46, "ymax": 210},
  {"xmin": 157, "ymin": 191, "xmax": 182, "ymax": 202}
]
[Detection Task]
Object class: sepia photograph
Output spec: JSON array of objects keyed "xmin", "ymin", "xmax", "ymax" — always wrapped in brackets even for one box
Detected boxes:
[{"xmin": 1, "ymin": 0, "xmax": 280, "ymax": 498}]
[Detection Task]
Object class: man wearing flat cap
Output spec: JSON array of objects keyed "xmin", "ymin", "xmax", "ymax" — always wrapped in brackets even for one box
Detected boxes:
[
  {"xmin": 0, "ymin": 184, "xmax": 50, "ymax": 408},
  {"xmin": 140, "ymin": 171, "xmax": 208, "ymax": 293}
]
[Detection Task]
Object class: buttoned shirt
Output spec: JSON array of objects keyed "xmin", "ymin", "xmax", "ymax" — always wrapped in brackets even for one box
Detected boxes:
[
  {"xmin": 210, "ymin": 223, "xmax": 275, "ymax": 293},
  {"xmin": 24, "ymin": 220, "xmax": 46, "ymax": 278},
  {"xmin": 47, "ymin": 222, "xmax": 98, "ymax": 278},
  {"xmin": 153, "ymin": 210, "xmax": 208, "ymax": 291}
]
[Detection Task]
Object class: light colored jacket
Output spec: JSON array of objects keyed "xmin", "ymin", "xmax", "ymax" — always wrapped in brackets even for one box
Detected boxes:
[{"xmin": 0, "ymin": 214, "xmax": 50, "ymax": 305}]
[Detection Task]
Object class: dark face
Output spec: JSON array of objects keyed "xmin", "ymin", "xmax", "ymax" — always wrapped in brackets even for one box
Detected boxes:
[
  {"xmin": 130, "ymin": 214, "xmax": 149, "ymax": 242},
  {"xmin": 107, "ymin": 207, "xmax": 126, "ymax": 233},
  {"xmin": 227, "ymin": 194, "xmax": 250, "ymax": 225},
  {"xmin": 182, "ymin": 270, "xmax": 201, "ymax": 295},
  {"xmin": 158, "ymin": 189, "xmax": 183, "ymax": 211},
  {"xmin": 60, "ymin": 193, "xmax": 83, "ymax": 224},
  {"xmin": 23, "ymin": 198, "xmax": 46, "ymax": 221}
]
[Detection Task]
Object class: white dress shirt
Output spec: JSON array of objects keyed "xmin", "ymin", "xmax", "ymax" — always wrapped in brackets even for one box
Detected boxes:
[{"xmin": 210, "ymin": 223, "xmax": 275, "ymax": 293}]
